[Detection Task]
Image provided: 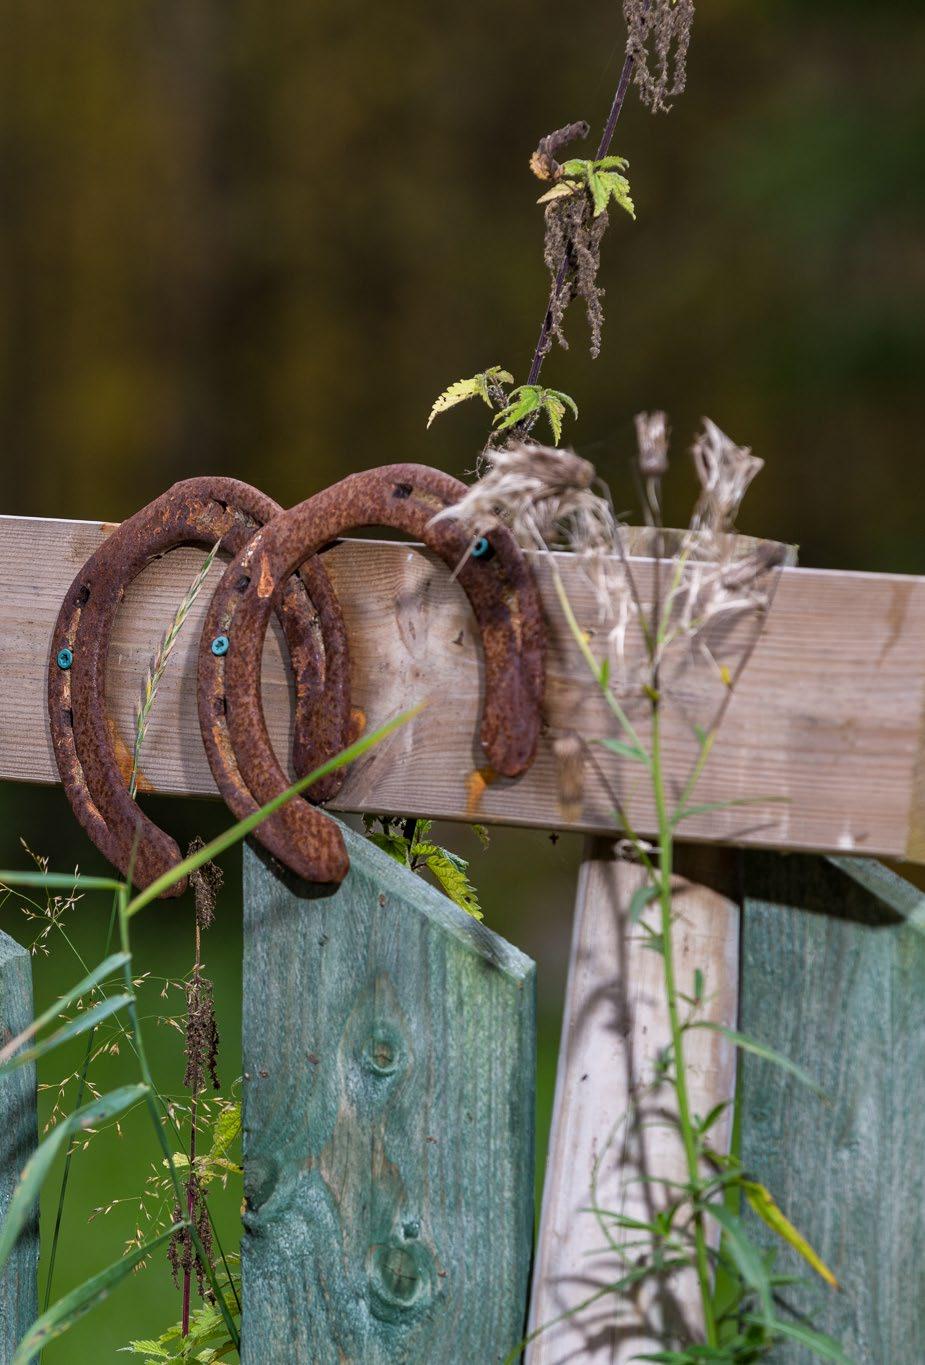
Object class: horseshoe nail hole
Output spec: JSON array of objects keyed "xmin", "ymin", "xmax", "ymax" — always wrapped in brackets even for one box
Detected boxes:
[
  {"xmin": 64, "ymin": 708, "xmax": 73, "ymax": 727},
  {"xmin": 214, "ymin": 696, "xmax": 227, "ymax": 717},
  {"xmin": 235, "ymin": 574, "xmax": 251, "ymax": 593},
  {"xmin": 392, "ymin": 482, "xmax": 413, "ymax": 500},
  {"xmin": 75, "ymin": 584, "xmax": 91, "ymax": 606}
]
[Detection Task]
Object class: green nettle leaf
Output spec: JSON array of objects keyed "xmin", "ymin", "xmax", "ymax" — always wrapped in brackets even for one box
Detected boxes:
[
  {"xmin": 366, "ymin": 832, "xmax": 411, "ymax": 866},
  {"xmin": 0, "ymin": 1083, "xmax": 149, "ymax": 1278},
  {"xmin": 493, "ymin": 384, "xmax": 578, "ymax": 444},
  {"xmin": 415, "ymin": 845, "xmax": 483, "ymax": 920},
  {"xmin": 545, "ymin": 393, "xmax": 565, "ymax": 445},
  {"xmin": 427, "ymin": 366, "xmax": 513, "ymax": 427},
  {"xmin": 0, "ymin": 993, "xmax": 134, "ymax": 1075},
  {"xmin": 13, "ymin": 1224, "xmax": 181, "ymax": 1365},
  {"xmin": 547, "ymin": 155, "xmax": 635, "ymax": 220},
  {"xmin": 120, "ymin": 1286, "xmax": 240, "ymax": 1362},
  {"xmin": 493, "ymin": 385, "xmax": 543, "ymax": 433},
  {"xmin": 209, "ymin": 1102, "xmax": 241, "ymax": 1162},
  {"xmin": 597, "ymin": 170, "xmax": 635, "ymax": 219}
]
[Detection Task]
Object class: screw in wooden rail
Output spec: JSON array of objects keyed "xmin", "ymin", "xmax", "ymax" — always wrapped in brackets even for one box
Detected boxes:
[
  {"xmin": 48, "ymin": 477, "xmax": 353, "ymax": 895},
  {"xmin": 196, "ymin": 463, "xmax": 547, "ymax": 886}
]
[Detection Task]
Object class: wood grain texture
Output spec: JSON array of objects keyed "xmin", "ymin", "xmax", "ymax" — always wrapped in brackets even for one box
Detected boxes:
[
  {"xmin": 527, "ymin": 841, "xmax": 739, "ymax": 1363},
  {"xmin": 3, "ymin": 513, "xmax": 925, "ymax": 859},
  {"xmin": 740, "ymin": 852, "xmax": 925, "ymax": 1363},
  {"xmin": 0, "ymin": 931, "xmax": 37, "ymax": 1360},
  {"xmin": 240, "ymin": 826, "xmax": 535, "ymax": 1363}
]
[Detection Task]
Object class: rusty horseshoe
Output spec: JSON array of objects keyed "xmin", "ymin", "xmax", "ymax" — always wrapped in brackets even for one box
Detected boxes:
[
  {"xmin": 197, "ymin": 463, "xmax": 546, "ymax": 886},
  {"xmin": 48, "ymin": 477, "xmax": 353, "ymax": 895}
]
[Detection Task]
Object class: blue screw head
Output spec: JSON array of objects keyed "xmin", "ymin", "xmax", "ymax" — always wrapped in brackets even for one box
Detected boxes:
[
  {"xmin": 56, "ymin": 647, "xmax": 73, "ymax": 671},
  {"xmin": 211, "ymin": 634, "xmax": 230, "ymax": 657},
  {"xmin": 471, "ymin": 536, "xmax": 491, "ymax": 559}
]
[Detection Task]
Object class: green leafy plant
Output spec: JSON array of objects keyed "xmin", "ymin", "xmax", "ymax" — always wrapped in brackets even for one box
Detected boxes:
[
  {"xmin": 0, "ymin": 704, "xmax": 422, "ymax": 1362},
  {"xmin": 478, "ymin": 416, "xmax": 847, "ymax": 1363},
  {"xmin": 493, "ymin": 384, "xmax": 578, "ymax": 446},
  {"xmin": 120, "ymin": 1276, "xmax": 241, "ymax": 1363},
  {"xmin": 427, "ymin": 366, "xmax": 513, "ymax": 428},
  {"xmin": 537, "ymin": 155, "xmax": 635, "ymax": 220},
  {"xmin": 363, "ymin": 817, "xmax": 486, "ymax": 920}
]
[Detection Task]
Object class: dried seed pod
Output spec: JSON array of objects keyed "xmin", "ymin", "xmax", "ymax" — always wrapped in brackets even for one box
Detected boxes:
[
  {"xmin": 624, "ymin": 0, "xmax": 695, "ymax": 114},
  {"xmin": 529, "ymin": 119, "xmax": 590, "ymax": 181},
  {"xmin": 542, "ymin": 191, "xmax": 608, "ymax": 358},
  {"xmin": 635, "ymin": 411, "xmax": 670, "ymax": 478}
]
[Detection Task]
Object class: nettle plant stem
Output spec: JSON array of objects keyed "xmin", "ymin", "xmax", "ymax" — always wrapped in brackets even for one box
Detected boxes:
[{"xmin": 526, "ymin": 40, "xmax": 638, "ymax": 387}]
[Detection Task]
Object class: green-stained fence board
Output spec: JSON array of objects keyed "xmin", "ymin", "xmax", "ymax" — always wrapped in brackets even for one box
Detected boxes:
[
  {"xmin": 740, "ymin": 852, "xmax": 925, "ymax": 1363},
  {"xmin": 241, "ymin": 824, "xmax": 536, "ymax": 1364},
  {"xmin": 0, "ymin": 930, "xmax": 38, "ymax": 1360}
]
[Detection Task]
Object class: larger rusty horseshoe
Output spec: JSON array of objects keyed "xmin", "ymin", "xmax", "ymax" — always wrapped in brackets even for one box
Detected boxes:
[
  {"xmin": 197, "ymin": 463, "xmax": 546, "ymax": 886},
  {"xmin": 48, "ymin": 477, "xmax": 352, "ymax": 895}
]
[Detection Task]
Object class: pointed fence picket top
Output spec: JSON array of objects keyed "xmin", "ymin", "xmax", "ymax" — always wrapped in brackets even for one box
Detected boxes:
[
  {"xmin": 240, "ymin": 825, "xmax": 536, "ymax": 1364},
  {"xmin": 740, "ymin": 853, "xmax": 925, "ymax": 1363},
  {"xmin": 0, "ymin": 930, "xmax": 37, "ymax": 1360}
]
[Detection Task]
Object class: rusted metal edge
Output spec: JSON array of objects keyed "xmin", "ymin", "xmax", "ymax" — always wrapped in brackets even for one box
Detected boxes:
[
  {"xmin": 48, "ymin": 477, "xmax": 352, "ymax": 895},
  {"xmin": 197, "ymin": 463, "xmax": 546, "ymax": 887}
]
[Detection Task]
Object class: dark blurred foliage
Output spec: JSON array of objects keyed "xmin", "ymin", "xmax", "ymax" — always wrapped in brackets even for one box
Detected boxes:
[
  {"xmin": 0, "ymin": 0, "xmax": 922, "ymax": 1356},
  {"xmin": 1, "ymin": 0, "xmax": 923, "ymax": 567}
]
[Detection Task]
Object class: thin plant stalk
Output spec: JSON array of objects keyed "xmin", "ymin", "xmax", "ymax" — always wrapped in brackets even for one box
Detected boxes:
[
  {"xmin": 525, "ymin": 29, "xmax": 641, "ymax": 387},
  {"xmin": 41, "ymin": 893, "xmax": 119, "ymax": 1322},
  {"xmin": 129, "ymin": 540, "xmax": 221, "ymax": 800},
  {"xmin": 650, "ymin": 703, "xmax": 718, "ymax": 1346},
  {"xmin": 115, "ymin": 889, "xmax": 238, "ymax": 1349}
]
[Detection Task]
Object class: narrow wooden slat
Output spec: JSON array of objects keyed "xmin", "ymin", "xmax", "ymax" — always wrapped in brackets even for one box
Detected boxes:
[
  {"xmin": 0, "ymin": 931, "xmax": 38, "ymax": 1359},
  {"xmin": 740, "ymin": 853, "xmax": 925, "ymax": 1362},
  {"xmin": 2, "ymin": 513, "xmax": 925, "ymax": 859},
  {"xmin": 527, "ymin": 841, "xmax": 739, "ymax": 1361},
  {"xmin": 240, "ymin": 826, "xmax": 535, "ymax": 1363}
]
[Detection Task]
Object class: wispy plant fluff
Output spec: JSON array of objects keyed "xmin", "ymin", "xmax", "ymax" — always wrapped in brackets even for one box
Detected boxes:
[
  {"xmin": 624, "ymin": 0, "xmax": 696, "ymax": 113},
  {"xmin": 442, "ymin": 419, "xmax": 785, "ymax": 691},
  {"xmin": 437, "ymin": 441, "xmax": 617, "ymax": 555}
]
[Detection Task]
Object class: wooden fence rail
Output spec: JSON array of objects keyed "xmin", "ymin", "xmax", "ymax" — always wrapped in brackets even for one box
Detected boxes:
[
  {"xmin": 3, "ymin": 513, "xmax": 925, "ymax": 1361},
  {"xmin": 3, "ymin": 514, "xmax": 925, "ymax": 859}
]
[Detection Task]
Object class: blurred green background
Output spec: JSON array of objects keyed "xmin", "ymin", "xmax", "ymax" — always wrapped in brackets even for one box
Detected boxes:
[{"xmin": 0, "ymin": 0, "xmax": 922, "ymax": 1357}]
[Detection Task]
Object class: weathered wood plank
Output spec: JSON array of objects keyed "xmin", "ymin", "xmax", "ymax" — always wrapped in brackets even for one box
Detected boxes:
[
  {"xmin": 0, "ymin": 931, "xmax": 38, "ymax": 1359},
  {"xmin": 527, "ymin": 841, "xmax": 739, "ymax": 1362},
  {"xmin": 3, "ymin": 513, "xmax": 925, "ymax": 859},
  {"xmin": 240, "ymin": 826, "xmax": 535, "ymax": 1363},
  {"xmin": 740, "ymin": 853, "xmax": 925, "ymax": 1362}
]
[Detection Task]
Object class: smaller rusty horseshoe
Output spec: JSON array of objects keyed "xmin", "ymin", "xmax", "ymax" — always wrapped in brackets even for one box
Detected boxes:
[
  {"xmin": 197, "ymin": 463, "xmax": 546, "ymax": 886},
  {"xmin": 48, "ymin": 478, "xmax": 353, "ymax": 895}
]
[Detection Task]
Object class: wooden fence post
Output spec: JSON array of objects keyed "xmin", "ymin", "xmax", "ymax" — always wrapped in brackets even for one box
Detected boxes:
[
  {"xmin": 240, "ymin": 824, "xmax": 535, "ymax": 1364},
  {"xmin": 527, "ymin": 840, "xmax": 740, "ymax": 1362},
  {"xmin": 740, "ymin": 853, "xmax": 925, "ymax": 1362},
  {"xmin": 0, "ymin": 930, "xmax": 37, "ymax": 1359}
]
